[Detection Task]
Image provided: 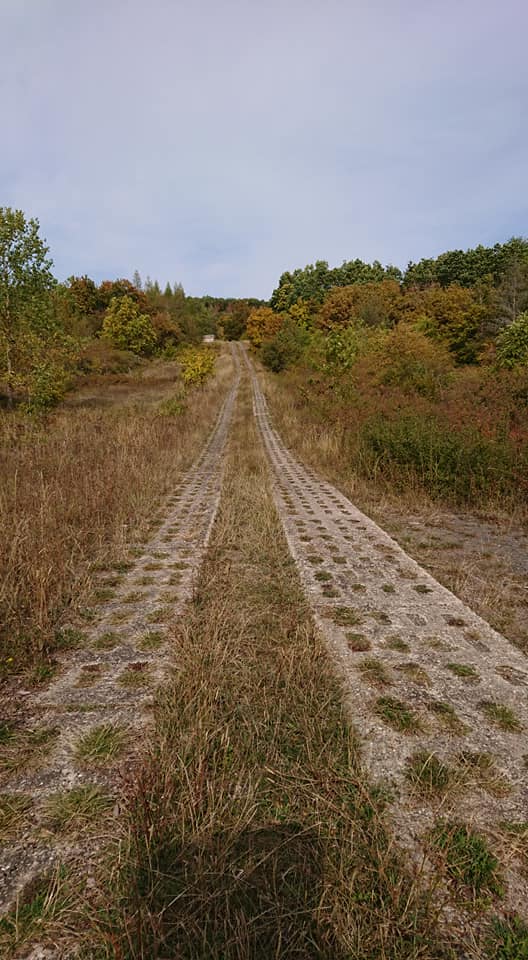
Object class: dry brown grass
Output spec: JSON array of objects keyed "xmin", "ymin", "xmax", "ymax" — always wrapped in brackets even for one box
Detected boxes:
[{"xmin": 0, "ymin": 350, "xmax": 233, "ymax": 668}]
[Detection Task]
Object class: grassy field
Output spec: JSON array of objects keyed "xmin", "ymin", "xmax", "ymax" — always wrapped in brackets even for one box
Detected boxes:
[{"xmin": 0, "ymin": 352, "xmax": 232, "ymax": 674}]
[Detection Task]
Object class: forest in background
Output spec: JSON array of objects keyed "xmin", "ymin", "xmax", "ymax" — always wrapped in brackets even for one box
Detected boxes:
[
  {"xmin": 0, "ymin": 207, "xmax": 261, "ymax": 411},
  {"xmin": 2, "ymin": 205, "xmax": 528, "ymax": 510},
  {"xmin": 246, "ymin": 238, "xmax": 528, "ymax": 509}
]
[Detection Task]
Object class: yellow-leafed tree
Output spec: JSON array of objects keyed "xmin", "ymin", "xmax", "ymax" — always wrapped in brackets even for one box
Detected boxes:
[{"xmin": 245, "ymin": 306, "xmax": 283, "ymax": 348}]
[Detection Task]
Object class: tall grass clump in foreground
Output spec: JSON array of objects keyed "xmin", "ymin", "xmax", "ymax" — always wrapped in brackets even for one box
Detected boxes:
[
  {"xmin": 0, "ymin": 353, "xmax": 232, "ymax": 668},
  {"xmin": 78, "ymin": 384, "xmax": 451, "ymax": 960}
]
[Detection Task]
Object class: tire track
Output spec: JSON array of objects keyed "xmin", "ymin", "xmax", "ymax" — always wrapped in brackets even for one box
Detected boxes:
[
  {"xmin": 245, "ymin": 347, "xmax": 528, "ymax": 918},
  {"xmin": 0, "ymin": 346, "xmax": 241, "ymax": 914}
]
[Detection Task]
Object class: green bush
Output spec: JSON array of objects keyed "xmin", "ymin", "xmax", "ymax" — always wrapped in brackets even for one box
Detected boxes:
[
  {"xmin": 496, "ymin": 312, "xmax": 528, "ymax": 368},
  {"xmin": 261, "ymin": 320, "xmax": 310, "ymax": 372},
  {"xmin": 178, "ymin": 346, "xmax": 215, "ymax": 386},
  {"xmin": 158, "ymin": 393, "xmax": 187, "ymax": 416},
  {"xmin": 359, "ymin": 414, "xmax": 521, "ymax": 503},
  {"xmin": 23, "ymin": 360, "xmax": 72, "ymax": 413}
]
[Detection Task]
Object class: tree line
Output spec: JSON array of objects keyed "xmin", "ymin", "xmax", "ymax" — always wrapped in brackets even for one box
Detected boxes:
[
  {"xmin": 0, "ymin": 208, "xmax": 261, "ymax": 410},
  {"xmin": 251, "ymin": 237, "xmax": 528, "ymax": 370}
]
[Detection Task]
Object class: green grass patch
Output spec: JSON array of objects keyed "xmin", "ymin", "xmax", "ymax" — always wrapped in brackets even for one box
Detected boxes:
[
  {"xmin": 426, "ymin": 701, "xmax": 467, "ymax": 735},
  {"xmin": 375, "ymin": 697, "xmax": 421, "ymax": 733},
  {"xmin": 446, "ymin": 662, "xmax": 480, "ymax": 681},
  {"xmin": 0, "ymin": 726, "xmax": 59, "ymax": 775},
  {"xmin": 0, "ymin": 793, "xmax": 32, "ymax": 841},
  {"xmin": 478, "ymin": 701, "xmax": 521, "ymax": 732},
  {"xmin": 405, "ymin": 752, "xmax": 454, "ymax": 797},
  {"xmin": 486, "ymin": 917, "xmax": 528, "ymax": 960},
  {"xmin": 358, "ymin": 658, "xmax": 391, "ymax": 686},
  {"xmin": 346, "ymin": 633, "xmax": 371, "ymax": 652},
  {"xmin": 138, "ymin": 630, "xmax": 165, "ymax": 650},
  {"xmin": 44, "ymin": 785, "xmax": 114, "ymax": 834},
  {"xmin": 74, "ymin": 724, "xmax": 126, "ymax": 765},
  {"xmin": 430, "ymin": 823, "xmax": 503, "ymax": 899},
  {"xmin": 329, "ymin": 606, "xmax": 363, "ymax": 627}
]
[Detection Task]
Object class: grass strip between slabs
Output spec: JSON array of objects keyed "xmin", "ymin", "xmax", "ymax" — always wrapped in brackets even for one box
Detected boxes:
[{"xmin": 89, "ymin": 382, "xmax": 453, "ymax": 960}]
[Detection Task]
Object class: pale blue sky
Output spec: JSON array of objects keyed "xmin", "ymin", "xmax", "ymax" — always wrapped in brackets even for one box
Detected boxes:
[{"xmin": 2, "ymin": 0, "xmax": 527, "ymax": 297}]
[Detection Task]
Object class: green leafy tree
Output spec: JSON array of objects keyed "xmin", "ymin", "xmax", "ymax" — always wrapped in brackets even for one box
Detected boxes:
[
  {"xmin": 101, "ymin": 295, "xmax": 158, "ymax": 355},
  {"xmin": 404, "ymin": 237, "xmax": 528, "ymax": 290},
  {"xmin": 495, "ymin": 312, "xmax": 528, "ymax": 368},
  {"xmin": 270, "ymin": 258, "xmax": 402, "ymax": 310},
  {"xmin": 221, "ymin": 300, "xmax": 251, "ymax": 340},
  {"xmin": 0, "ymin": 207, "xmax": 56, "ymax": 403}
]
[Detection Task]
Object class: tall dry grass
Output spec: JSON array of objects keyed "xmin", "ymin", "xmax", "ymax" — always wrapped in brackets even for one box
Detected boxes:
[{"xmin": 0, "ymin": 352, "xmax": 233, "ymax": 668}]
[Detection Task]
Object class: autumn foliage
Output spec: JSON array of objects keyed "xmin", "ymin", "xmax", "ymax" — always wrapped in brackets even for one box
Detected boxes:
[{"xmin": 259, "ymin": 243, "xmax": 528, "ymax": 508}]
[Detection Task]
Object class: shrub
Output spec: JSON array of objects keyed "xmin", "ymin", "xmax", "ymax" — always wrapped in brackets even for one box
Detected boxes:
[
  {"xmin": 373, "ymin": 325, "xmax": 453, "ymax": 399},
  {"xmin": 178, "ymin": 346, "xmax": 215, "ymax": 386},
  {"xmin": 359, "ymin": 414, "xmax": 521, "ymax": 503},
  {"xmin": 246, "ymin": 306, "xmax": 283, "ymax": 348},
  {"xmin": 159, "ymin": 393, "xmax": 187, "ymax": 416},
  {"xmin": 261, "ymin": 320, "xmax": 310, "ymax": 372},
  {"xmin": 76, "ymin": 340, "xmax": 140, "ymax": 374},
  {"xmin": 496, "ymin": 312, "xmax": 528, "ymax": 368},
  {"xmin": 101, "ymin": 295, "xmax": 158, "ymax": 356}
]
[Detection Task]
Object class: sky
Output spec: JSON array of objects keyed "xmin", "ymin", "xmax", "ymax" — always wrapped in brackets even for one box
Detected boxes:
[{"xmin": 2, "ymin": 0, "xmax": 527, "ymax": 298}]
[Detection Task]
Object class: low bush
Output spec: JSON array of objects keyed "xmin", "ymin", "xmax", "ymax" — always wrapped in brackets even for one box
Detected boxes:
[
  {"xmin": 177, "ymin": 345, "xmax": 216, "ymax": 386},
  {"xmin": 358, "ymin": 414, "xmax": 524, "ymax": 503}
]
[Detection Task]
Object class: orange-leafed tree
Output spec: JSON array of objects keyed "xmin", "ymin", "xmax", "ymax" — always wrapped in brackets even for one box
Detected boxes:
[{"xmin": 316, "ymin": 280, "xmax": 404, "ymax": 331}]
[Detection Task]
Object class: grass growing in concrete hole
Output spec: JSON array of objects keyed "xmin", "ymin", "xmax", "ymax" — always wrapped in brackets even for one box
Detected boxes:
[
  {"xmin": 44, "ymin": 785, "xmax": 114, "ymax": 834},
  {"xmin": 138, "ymin": 630, "xmax": 165, "ymax": 651},
  {"xmin": 358, "ymin": 658, "xmax": 391, "ymax": 686},
  {"xmin": 0, "ymin": 726, "xmax": 59, "ymax": 775},
  {"xmin": 426, "ymin": 700, "xmax": 467, "ymax": 735},
  {"xmin": 0, "ymin": 793, "xmax": 32, "ymax": 840},
  {"xmin": 375, "ymin": 697, "xmax": 422, "ymax": 733},
  {"xmin": 405, "ymin": 751, "xmax": 455, "ymax": 798},
  {"xmin": 478, "ymin": 701, "xmax": 522, "ymax": 732},
  {"xmin": 430, "ymin": 822, "xmax": 503, "ymax": 900},
  {"xmin": 346, "ymin": 632, "xmax": 371, "ymax": 652},
  {"xmin": 74, "ymin": 724, "xmax": 126, "ymax": 765},
  {"xmin": 329, "ymin": 605, "xmax": 363, "ymax": 627},
  {"xmin": 446, "ymin": 662, "xmax": 480, "ymax": 681}
]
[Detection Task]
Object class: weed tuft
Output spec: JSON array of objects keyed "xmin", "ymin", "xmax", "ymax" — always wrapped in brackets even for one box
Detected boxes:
[
  {"xmin": 446, "ymin": 662, "xmax": 480, "ymax": 681},
  {"xmin": 478, "ymin": 701, "xmax": 521, "ymax": 732},
  {"xmin": 375, "ymin": 697, "xmax": 421, "ymax": 733},
  {"xmin": 430, "ymin": 822, "xmax": 503, "ymax": 899},
  {"xmin": 74, "ymin": 724, "xmax": 126, "ymax": 765}
]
